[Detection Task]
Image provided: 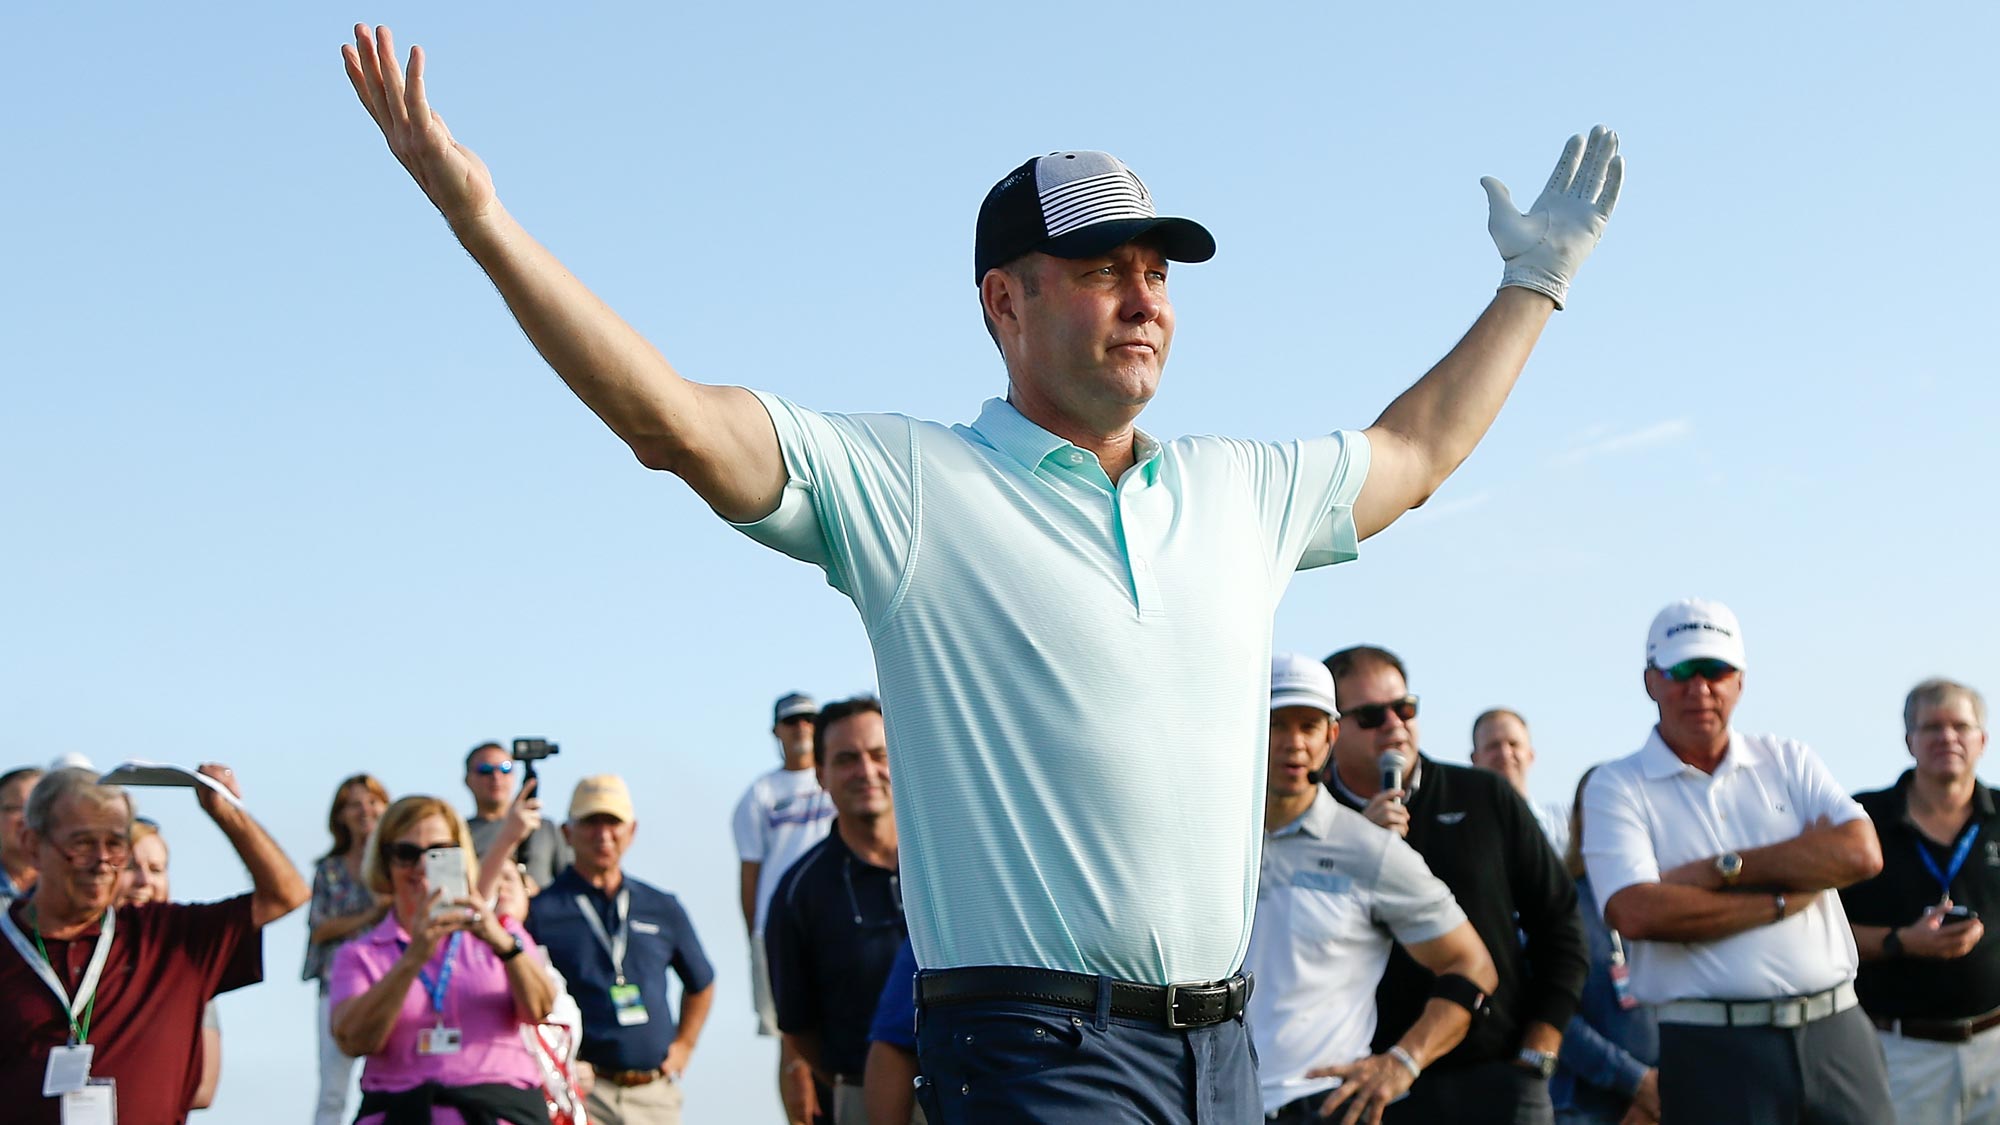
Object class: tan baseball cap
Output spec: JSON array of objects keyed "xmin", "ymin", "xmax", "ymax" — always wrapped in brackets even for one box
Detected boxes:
[{"xmin": 568, "ymin": 774, "xmax": 636, "ymax": 823}]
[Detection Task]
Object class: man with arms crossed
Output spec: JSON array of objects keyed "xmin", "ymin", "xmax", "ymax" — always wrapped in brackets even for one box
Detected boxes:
[
  {"xmin": 342, "ymin": 25, "xmax": 1621, "ymax": 1120},
  {"xmin": 732, "ymin": 693, "xmax": 834, "ymax": 1123},
  {"xmin": 1250, "ymin": 654, "xmax": 1496, "ymax": 1125},
  {"xmin": 1842, "ymin": 678, "xmax": 2000, "ymax": 1124},
  {"xmin": 1583, "ymin": 599, "xmax": 1893, "ymax": 1124},
  {"xmin": 1325, "ymin": 646, "xmax": 1584, "ymax": 1123}
]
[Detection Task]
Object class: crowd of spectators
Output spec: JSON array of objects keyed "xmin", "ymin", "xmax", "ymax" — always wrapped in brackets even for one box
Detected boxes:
[{"xmin": 4, "ymin": 596, "xmax": 1996, "ymax": 1125}]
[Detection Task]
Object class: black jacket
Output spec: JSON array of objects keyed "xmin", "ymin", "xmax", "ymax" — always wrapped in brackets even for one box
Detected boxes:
[{"xmin": 1330, "ymin": 755, "xmax": 1587, "ymax": 1068}]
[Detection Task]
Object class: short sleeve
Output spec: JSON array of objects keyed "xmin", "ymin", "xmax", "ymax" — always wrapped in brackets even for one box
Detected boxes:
[
  {"xmin": 1223, "ymin": 430, "xmax": 1372, "ymax": 574},
  {"xmin": 1581, "ymin": 766, "xmax": 1660, "ymax": 914},
  {"xmin": 156, "ymin": 894, "xmax": 263, "ymax": 998},
  {"xmin": 326, "ymin": 935, "xmax": 377, "ymax": 1009},
  {"xmin": 1370, "ymin": 833, "xmax": 1466, "ymax": 946},
  {"xmin": 663, "ymin": 895, "xmax": 716, "ymax": 995},
  {"xmin": 868, "ymin": 939, "xmax": 919, "ymax": 1050},
  {"xmin": 729, "ymin": 393, "xmax": 918, "ymax": 622},
  {"xmin": 732, "ymin": 782, "xmax": 766, "ymax": 862},
  {"xmin": 1785, "ymin": 740, "xmax": 1869, "ymax": 827}
]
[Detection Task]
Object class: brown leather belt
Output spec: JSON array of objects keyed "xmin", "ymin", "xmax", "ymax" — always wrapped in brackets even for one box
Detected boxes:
[
  {"xmin": 1872, "ymin": 1008, "xmax": 2000, "ymax": 1043},
  {"xmin": 602, "ymin": 1067, "xmax": 664, "ymax": 1087}
]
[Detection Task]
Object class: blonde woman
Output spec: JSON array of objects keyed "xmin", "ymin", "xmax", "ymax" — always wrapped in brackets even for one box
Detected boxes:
[
  {"xmin": 330, "ymin": 795, "xmax": 555, "ymax": 1124},
  {"xmin": 307, "ymin": 773, "xmax": 392, "ymax": 1125}
]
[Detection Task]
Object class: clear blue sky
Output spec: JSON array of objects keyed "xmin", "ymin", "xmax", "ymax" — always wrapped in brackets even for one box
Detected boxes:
[{"xmin": 4, "ymin": 2, "xmax": 1994, "ymax": 1120}]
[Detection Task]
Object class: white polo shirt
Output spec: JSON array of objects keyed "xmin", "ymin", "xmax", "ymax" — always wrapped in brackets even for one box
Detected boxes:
[
  {"xmin": 1581, "ymin": 728, "xmax": 1869, "ymax": 1005},
  {"xmin": 1245, "ymin": 789, "xmax": 1463, "ymax": 1114}
]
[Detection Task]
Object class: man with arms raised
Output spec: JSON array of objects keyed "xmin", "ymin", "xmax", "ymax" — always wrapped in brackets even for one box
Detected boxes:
[
  {"xmin": 0, "ymin": 766, "xmax": 43, "ymax": 899},
  {"xmin": 1249, "ymin": 654, "xmax": 1496, "ymax": 1125},
  {"xmin": 1584, "ymin": 599, "xmax": 1893, "ymax": 1123},
  {"xmin": 1324, "ymin": 646, "xmax": 1584, "ymax": 1123},
  {"xmin": 0, "ymin": 766, "xmax": 308, "ymax": 1125},
  {"xmin": 342, "ymin": 24, "xmax": 1621, "ymax": 1119},
  {"xmin": 1842, "ymin": 678, "xmax": 2000, "ymax": 1123}
]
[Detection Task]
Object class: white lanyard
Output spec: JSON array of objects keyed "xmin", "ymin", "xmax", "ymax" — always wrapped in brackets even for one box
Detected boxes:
[
  {"xmin": 574, "ymin": 889, "xmax": 630, "ymax": 984},
  {"xmin": 1, "ymin": 906, "xmax": 116, "ymax": 1043}
]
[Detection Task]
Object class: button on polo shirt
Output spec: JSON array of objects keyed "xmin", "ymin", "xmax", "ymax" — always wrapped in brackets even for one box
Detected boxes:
[
  {"xmin": 735, "ymin": 394, "xmax": 1369, "ymax": 984},
  {"xmin": 1583, "ymin": 729, "xmax": 1870, "ymax": 1005},
  {"xmin": 527, "ymin": 868, "xmax": 716, "ymax": 1074}
]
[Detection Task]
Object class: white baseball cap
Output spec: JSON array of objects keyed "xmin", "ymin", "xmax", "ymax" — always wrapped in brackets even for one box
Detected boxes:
[
  {"xmin": 1646, "ymin": 598, "xmax": 1747, "ymax": 671},
  {"xmin": 1271, "ymin": 652, "xmax": 1339, "ymax": 715}
]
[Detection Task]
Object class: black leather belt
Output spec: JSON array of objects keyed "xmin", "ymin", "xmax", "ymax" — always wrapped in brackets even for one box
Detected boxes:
[
  {"xmin": 1872, "ymin": 1007, "xmax": 2000, "ymax": 1043},
  {"xmin": 917, "ymin": 966, "xmax": 1251, "ymax": 1029}
]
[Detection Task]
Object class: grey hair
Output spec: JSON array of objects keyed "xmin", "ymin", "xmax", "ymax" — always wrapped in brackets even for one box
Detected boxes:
[
  {"xmin": 1905, "ymin": 678, "xmax": 1988, "ymax": 736},
  {"xmin": 25, "ymin": 768, "xmax": 134, "ymax": 837}
]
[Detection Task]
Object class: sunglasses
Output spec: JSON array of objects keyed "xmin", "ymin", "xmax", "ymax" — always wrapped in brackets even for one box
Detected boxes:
[
  {"xmin": 473, "ymin": 762, "xmax": 515, "ymax": 776},
  {"xmin": 1342, "ymin": 695, "xmax": 1419, "ymax": 730},
  {"xmin": 1657, "ymin": 658, "xmax": 1738, "ymax": 683},
  {"xmin": 386, "ymin": 842, "xmax": 459, "ymax": 868}
]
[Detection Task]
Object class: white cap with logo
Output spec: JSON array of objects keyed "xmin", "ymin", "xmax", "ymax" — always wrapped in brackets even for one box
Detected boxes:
[
  {"xmin": 1646, "ymin": 598, "xmax": 1747, "ymax": 671},
  {"xmin": 1271, "ymin": 652, "xmax": 1339, "ymax": 716}
]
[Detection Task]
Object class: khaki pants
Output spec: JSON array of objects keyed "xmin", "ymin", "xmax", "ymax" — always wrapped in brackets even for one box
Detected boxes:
[
  {"xmin": 751, "ymin": 939, "xmax": 779, "ymax": 1037},
  {"xmin": 832, "ymin": 1078, "xmax": 926, "ymax": 1125},
  {"xmin": 587, "ymin": 1075, "xmax": 685, "ymax": 1125},
  {"xmin": 1879, "ymin": 1025, "xmax": 2000, "ymax": 1125}
]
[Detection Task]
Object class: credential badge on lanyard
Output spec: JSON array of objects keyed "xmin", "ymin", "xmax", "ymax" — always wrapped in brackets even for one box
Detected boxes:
[
  {"xmin": 0, "ymin": 905, "xmax": 116, "ymax": 1099},
  {"xmin": 411, "ymin": 931, "xmax": 465, "ymax": 1056},
  {"xmin": 577, "ymin": 890, "xmax": 649, "ymax": 1026}
]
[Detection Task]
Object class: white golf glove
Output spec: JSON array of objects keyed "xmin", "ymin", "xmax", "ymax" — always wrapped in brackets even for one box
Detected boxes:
[{"xmin": 1481, "ymin": 125, "xmax": 1623, "ymax": 309}]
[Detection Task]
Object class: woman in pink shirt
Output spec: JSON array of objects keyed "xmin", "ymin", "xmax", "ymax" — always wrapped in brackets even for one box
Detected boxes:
[{"xmin": 330, "ymin": 796, "xmax": 555, "ymax": 1124}]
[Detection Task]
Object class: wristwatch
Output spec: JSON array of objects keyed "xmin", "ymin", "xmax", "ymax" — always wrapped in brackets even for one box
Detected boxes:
[
  {"xmin": 1714, "ymin": 851, "xmax": 1744, "ymax": 886},
  {"xmin": 496, "ymin": 936, "xmax": 527, "ymax": 962},
  {"xmin": 1516, "ymin": 1047, "xmax": 1558, "ymax": 1078}
]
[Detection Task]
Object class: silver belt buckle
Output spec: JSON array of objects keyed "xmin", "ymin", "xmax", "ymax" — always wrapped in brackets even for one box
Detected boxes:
[{"xmin": 1165, "ymin": 982, "xmax": 1191, "ymax": 1029}]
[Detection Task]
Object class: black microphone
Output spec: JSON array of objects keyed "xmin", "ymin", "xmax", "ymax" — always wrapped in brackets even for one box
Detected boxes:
[{"xmin": 1380, "ymin": 751, "xmax": 1408, "ymax": 803}]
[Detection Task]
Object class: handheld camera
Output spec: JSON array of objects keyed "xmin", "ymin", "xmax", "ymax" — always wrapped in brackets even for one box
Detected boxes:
[{"xmin": 511, "ymin": 737, "xmax": 560, "ymax": 792}]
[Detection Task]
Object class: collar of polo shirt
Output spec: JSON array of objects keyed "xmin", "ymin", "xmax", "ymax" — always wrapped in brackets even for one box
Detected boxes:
[
  {"xmin": 1644, "ymin": 728, "xmax": 1760, "ymax": 779},
  {"xmin": 974, "ymin": 399, "xmax": 1161, "ymax": 479}
]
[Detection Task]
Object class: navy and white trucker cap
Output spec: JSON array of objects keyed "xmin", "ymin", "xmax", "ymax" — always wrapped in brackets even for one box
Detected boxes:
[{"xmin": 973, "ymin": 150, "xmax": 1216, "ymax": 283}]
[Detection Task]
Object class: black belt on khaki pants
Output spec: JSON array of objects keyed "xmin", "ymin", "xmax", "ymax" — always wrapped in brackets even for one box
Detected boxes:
[
  {"xmin": 917, "ymin": 966, "xmax": 1251, "ymax": 1029},
  {"xmin": 1872, "ymin": 1006, "xmax": 2000, "ymax": 1043}
]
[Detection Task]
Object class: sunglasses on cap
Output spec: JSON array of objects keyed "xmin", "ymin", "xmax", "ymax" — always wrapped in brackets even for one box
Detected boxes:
[
  {"xmin": 473, "ymin": 761, "xmax": 515, "ymax": 776},
  {"xmin": 1342, "ymin": 695, "xmax": 1419, "ymax": 730},
  {"xmin": 386, "ymin": 842, "xmax": 459, "ymax": 868},
  {"xmin": 1657, "ymin": 658, "xmax": 1738, "ymax": 683}
]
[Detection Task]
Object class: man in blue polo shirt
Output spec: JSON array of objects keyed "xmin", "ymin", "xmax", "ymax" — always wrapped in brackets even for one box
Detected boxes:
[
  {"xmin": 528, "ymin": 775, "xmax": 717, "ymax": 1125},
  {"xmin": 764, "ymin": 697, "xmax": 910, "ymax": 1125},
  {"xmin": 346, "ymin": 26, "xmax": 1624, "ymax": 1122}
]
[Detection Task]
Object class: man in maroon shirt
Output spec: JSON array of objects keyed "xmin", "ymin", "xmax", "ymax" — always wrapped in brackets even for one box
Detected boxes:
[{"xmin": 0, "ymin": 765, "xmax": 309, "ymax": 1125}]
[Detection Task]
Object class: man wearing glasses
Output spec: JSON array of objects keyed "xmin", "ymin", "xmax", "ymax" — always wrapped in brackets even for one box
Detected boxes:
[
  {"xmin": 763, "ymin": 697, "xmax": 912, "ymax": 1125},
  {"xmin": 0, "ymin": 765, "xmax": 308, "ymax": 1125},
  {"xmin": 1323, "ymin": 645, "xmax": 1585, "ymax": 1124},
  {"xmin": 1582, "ymin": 599, "xmax": 1893, "ymax": 1123},
  {"xmin": 464, "ymin": 740, "xmax": 572, "ymax": 890}
]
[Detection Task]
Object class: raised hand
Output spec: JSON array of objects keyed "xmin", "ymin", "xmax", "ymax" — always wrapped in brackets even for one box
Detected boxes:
[
  {"xmin": 1481, "ymin": 125, "xmax": 1624, "ymax": 309},
  {"xmin": 342, "ymin": 24, "xmax": 498, "ymax": 226}
]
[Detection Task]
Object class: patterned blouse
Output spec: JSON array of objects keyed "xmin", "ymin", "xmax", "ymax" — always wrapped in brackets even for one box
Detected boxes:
[{"xmin": 301, "ymin": 851, "xmax": 378, "ymax": 983}]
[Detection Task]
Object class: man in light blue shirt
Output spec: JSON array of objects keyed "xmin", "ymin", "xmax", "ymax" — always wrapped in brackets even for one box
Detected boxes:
[{"xmin": 345, "ymin": 25, "xmax": 1623, "ymax": 1122}]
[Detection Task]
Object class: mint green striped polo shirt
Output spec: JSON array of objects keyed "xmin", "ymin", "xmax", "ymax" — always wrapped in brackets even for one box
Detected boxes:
[{"xmin": 735, "ymin": 393, "xmax": 1370, "ymax": 985}]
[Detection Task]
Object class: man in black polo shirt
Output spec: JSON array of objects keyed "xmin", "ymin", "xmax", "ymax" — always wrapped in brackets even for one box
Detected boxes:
[
  {"xmin": 1324, "ymin": 645, "xmax": 1586, "ymax": 1125},
  {"xmin": 1843, "ymin": 678, "xmax": 2000, "ymax": 1124},
  {"xmin": 764, "ymin": 696, "xmax": 912, "ymax": 1125},
  {"xmin": 528, "ymin": 774, "xmax": 717, "ymax": 1125}
]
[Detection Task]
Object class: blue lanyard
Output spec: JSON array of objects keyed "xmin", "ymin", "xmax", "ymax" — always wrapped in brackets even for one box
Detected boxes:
[
  {"xmin": 1916, "ymin": 824, "xmax": 1982, "ymax": 899},
  {"xmin": 398, "ymin": 932, "xmax": 463, "ymax": 1017}
]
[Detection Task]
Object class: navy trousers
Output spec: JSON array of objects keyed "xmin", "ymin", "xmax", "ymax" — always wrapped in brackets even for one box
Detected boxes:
[{"xmin": 914, "ymin": 989, "xmax": 1259, "ymax": 1125}]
